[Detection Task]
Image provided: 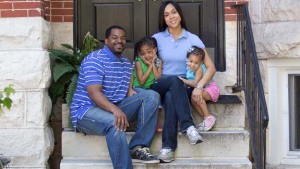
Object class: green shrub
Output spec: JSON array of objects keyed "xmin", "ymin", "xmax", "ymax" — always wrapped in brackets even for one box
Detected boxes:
[{"xmin": 48, "ymin": 32, "xmax": 100, "ymax": 106}]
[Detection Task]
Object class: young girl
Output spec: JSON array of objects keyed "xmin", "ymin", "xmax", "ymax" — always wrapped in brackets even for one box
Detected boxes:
[
  {"xmin": 178, "ymin": 46, "xmax": 220, "ymax": 131},
  {"xmin": 133, "ymin": 37, "xmax": 162, "ymax": 89},
  {"xmin": 133, "ymin": 37, "xmax": 163, "ymax": 132}
]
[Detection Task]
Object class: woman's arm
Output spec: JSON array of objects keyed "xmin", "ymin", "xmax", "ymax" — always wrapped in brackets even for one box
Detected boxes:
[{"xmin": 197, "ymin": 49, "xmax": 216, "ymax": 88}]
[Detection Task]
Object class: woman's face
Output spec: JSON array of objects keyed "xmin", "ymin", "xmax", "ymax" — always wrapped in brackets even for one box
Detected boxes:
[{"xmin": 164, "ymin": 3, "xmax": 181, "ymax": 29}]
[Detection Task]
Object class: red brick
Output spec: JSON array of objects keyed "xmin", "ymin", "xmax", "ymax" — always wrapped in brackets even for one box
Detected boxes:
[
  {"xmin": 225, "ymin": 7, "xmax": 237, "ymax": 14},
  {"xmin": 63, "ymin": 2, "xmax": 73, "ymax": 8},
  {"xmin": 51, "ymin": 0, "xmax": 72, "ymax": 1},
  {"xmin": 0, "ymin": 0, "xmax": 21, "ymax": 1},
  {"xmin": 237, "ymin": 1, "xmax": 249, "ymax": 5},
  {"xmin": 1, "ymin": 9, "xmax": 27, "ymax": 17},
  {"xmin": 225, "ymin": 14, "xmax": 237, "ymax": 21},
  {"xmin": 0, "ymin": 3, "xmax": 12, "ymax": 9},
  {"xmin": 51, "ymin": 2, "xmax": 63, "ymax": 8},
  {"xmin": 63, "ymin": 15, "xmax": 73, "ymax": 22},
  {"xmin": 51, "ymin": 8, "xmax": 73, "ymax": 15},
  {"xmin": 13, "ymin": 2, "xmax": 41, "ymax": 9},
  {"xmin": 28, "ymin": 9, "xmax": 41, "ymax": 16},
  {"xmin": 225, "ymin": 1, "xmax": 236, "ymax": 8},
  {"xmin": 51, "ymin": 15, "xmax": 63, "ymax": 22}
]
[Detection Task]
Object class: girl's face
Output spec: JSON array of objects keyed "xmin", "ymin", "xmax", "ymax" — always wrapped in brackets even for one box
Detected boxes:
[
  {"xmin": 187, "ymin": 54, "xmax": 202, "ymax": 71},
  {"xmin": 139, "ymin": 45, "xmax": 157, "ymax": 62},
  {"xmin": 164, "ymin": 4, "xmax": 181, "ymax": 29}
]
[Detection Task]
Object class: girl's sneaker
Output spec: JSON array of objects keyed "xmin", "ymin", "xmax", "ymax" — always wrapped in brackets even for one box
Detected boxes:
[{"xmin": 198, "ymin": 115, "xmax": 216, "ymax": 131}]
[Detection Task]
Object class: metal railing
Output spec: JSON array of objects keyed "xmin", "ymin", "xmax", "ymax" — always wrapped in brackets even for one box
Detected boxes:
[{"xmin": 234, "ymin": 4, "xmax": 269, "ymax": 169}]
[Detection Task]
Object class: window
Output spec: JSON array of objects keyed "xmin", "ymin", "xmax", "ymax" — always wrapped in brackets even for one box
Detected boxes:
[{"xmin": 289, "ymin": 74, "xmax": 300, "ymax": 151}]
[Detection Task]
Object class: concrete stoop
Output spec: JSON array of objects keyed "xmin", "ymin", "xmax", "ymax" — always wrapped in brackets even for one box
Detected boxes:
[
  {"xmin": 62, "ymin": 130, "xmax": 249, "ymax": 159},
  {"xmin": 60, "ymin": 94, "xmax": 252, "ymax": 169},
  {"xmin": 61, "ymin": 158, "xmax": 252, "ymax": 169}
]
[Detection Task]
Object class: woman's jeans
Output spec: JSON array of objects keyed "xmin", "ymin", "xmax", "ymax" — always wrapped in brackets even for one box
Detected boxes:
[
  {"xmin": 77, "ymin": 88, "xmax": 159, "ymax": 169},
  {"xmin": 151, "ymin": 75, "xmax": 195, "ymax": 151}
]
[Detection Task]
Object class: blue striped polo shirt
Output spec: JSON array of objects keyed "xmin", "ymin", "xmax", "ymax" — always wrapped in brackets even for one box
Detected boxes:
[{"xmin": 70, "ymin": 45, "xmax": 132, "ymax": 131}]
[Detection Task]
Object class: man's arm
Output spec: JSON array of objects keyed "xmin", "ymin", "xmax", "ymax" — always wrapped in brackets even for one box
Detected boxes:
[
  {"xmin": 127, "ymin": 74, "xmax": 137, "ymax": 97},
  {"xmin": 87, "ymin": 84, "xmax": 129, "ymax": 131}
]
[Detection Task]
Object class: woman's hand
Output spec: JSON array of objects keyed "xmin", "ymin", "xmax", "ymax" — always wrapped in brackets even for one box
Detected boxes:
[{"xmin": 192, "ymin": 87, "xmax": 203, "ymax": 105}]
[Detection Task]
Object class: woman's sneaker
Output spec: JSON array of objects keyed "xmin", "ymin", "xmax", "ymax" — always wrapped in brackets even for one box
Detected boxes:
[
  {"xmin": 131, "ymin": 146, "xmax": 160, "ymax": 164},
  {"xmin": 186, "ymin": 126, "xmax": 203, "ymax": 144},
  {"xmin": 198, "ymin": 115, "xmax": 217, "ymax": 131},
  {"xmin": 156, "ymin": 148, "xmax": 174, "ymax": 163}
]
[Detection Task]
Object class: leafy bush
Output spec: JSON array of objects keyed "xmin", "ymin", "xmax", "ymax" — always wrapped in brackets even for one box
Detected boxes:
[
  {"xmin": 0, "ymin": 84, "xmax": 15, "ymax": 113},
  {"xmin": 48, "ymin": 32, "xmax": 100, "ymax": 106}
]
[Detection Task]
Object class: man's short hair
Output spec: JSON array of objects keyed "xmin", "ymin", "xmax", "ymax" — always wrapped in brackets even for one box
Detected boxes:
[{"xmin": 105, "ymin": 25, "xmax": 126, "ymax": 38}]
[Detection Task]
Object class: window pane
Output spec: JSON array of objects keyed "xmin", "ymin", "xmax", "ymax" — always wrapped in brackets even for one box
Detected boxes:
[{"xmin": 289, "ymin": 75, "xmax": 300, "ymax": 150}]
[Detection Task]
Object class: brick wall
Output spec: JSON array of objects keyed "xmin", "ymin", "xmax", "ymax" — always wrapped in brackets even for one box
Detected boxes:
[
  {"xmin": 50, "ymin": 0, "xmax": 73, "ymax": 22},
  {"xmin": 225, "ymin": 0, "xmax": 249, "ymax": 21},
  {"xmin": 0, "ymin": 0, "xmax": 50, "ymax": 20},
  {"xmin": 0, "ymin": 0, "xmax": 248, "ymax": 22}
]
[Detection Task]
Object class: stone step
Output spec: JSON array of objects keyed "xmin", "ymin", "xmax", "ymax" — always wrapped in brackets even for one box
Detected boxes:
[
  {"xmin": 62, "ymin": 101, "xmax": 246, "ymax": 131},
  {"xmin": 189, "ymin": 102, "xmax": 245, "ymax": 130},
  {"xmin": 62, "ymin": 130, "xmax": 249, "ymax": 159},
  {"xmin": 60, "ymin": 158, "xmax": 252, "ymax": 169}
]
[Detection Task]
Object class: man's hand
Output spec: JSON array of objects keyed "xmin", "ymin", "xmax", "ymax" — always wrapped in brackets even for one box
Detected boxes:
[
  {"xmin": 112, "ymin": 108, "xmax": 129, "ymax": 132},
  {"xmin": 192, "ymin": 88, "xmax": 203, "ymax": 105},
  {"xmin": 127, "ymin": 88, "xmax": 137, "ymax": 97}
]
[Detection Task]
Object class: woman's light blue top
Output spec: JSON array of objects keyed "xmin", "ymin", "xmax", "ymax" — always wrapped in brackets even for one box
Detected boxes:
[{"xmin": 153, "ymin": 29, "xmax": 205, "ymax": 76}]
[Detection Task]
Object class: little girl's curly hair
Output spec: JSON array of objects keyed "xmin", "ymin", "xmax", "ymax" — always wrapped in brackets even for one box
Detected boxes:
[{"xmin": 187, "ymin": 46, "xmax": 205, "ymax": 61}]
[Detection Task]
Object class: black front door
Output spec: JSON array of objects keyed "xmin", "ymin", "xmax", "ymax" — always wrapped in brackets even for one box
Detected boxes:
[{"xmin": 74, "ymin": 0, "xmax": 225, "ymax": 71}]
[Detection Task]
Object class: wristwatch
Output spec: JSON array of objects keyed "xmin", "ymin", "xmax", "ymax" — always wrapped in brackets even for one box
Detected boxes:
[{"xmin": 195, "ymin": 84, "xmax": 203, "ymax": 90}]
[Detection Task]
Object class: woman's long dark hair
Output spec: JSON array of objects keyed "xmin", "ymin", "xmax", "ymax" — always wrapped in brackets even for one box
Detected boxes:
[{"xmin": 158, "ymin": 0, "xmax": 187, "ymax": 32}]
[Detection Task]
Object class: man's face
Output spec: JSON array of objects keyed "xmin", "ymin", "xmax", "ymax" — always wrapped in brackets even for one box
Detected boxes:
[{"xmin": 105, "ymin": 28, "xmax": 126, "ymax": 57}]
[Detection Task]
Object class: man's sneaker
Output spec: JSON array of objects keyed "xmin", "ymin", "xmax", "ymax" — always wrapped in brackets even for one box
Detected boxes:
[
  {"xmin": 156, "ymin": 148, "xmax": 174, "ymax": 163},
  {"xmin": 131, "ymin": 146, "xmax": 160, "ymax": 164},
  {"xmin": 186, "ymin": 126, "xmax": 203, "ymax": 144},
  {"xmin": 198, "ymin": 115, "xmax": 216, "ymax": 131}
]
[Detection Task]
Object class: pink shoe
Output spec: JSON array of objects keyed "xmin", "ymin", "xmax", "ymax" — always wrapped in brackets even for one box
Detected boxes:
[{"xmin": 197, "ymin": 115, "xmax": 216, "ymax": 131}]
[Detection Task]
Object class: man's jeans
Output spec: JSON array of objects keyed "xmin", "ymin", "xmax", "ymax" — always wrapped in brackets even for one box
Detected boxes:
[
  {"xmin": 77, "ymin": 88, "xmax": 159, "ymax": 169},
  {"xmin": 151, "ymin": 75, "xmax": 195, "ymax": 151}
]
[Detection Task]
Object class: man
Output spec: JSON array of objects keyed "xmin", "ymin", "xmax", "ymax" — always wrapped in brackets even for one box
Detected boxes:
[{"xmin": 70, "ymin": 25, "xmax": 160, "ymax": 169}]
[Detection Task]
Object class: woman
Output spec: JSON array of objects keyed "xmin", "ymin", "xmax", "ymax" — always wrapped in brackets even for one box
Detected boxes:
[{"xmin": 151, "ymin": 1, "xmax": 216, "ymax": 163}]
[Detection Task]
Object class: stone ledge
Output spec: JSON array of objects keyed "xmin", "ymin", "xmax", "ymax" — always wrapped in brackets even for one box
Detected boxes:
[
  {"xmin": 62, "ymin": 130, "xmax": 249, "ymax": 159},
  {"xmin": 61, "ymin": 158, "xmax": 252, "ymax": 169}
]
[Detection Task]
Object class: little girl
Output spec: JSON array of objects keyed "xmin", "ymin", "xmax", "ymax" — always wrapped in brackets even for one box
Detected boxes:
[
  {"xmin": 178, "ymin": 46, "xmax": 220, "ymax": 131},
  {"xmin": 133, "ymin": 37, "xmax": 162, "ymax": 88},
  {"xmin": 133, "ymin": 37, "xmax": 163, "ymax": 132}
]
